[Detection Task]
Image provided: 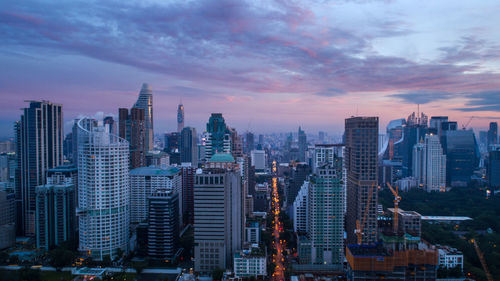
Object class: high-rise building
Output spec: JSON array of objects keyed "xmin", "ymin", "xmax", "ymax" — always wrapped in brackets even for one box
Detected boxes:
[
  {"xmin": 293, "ymin": 181, "xmax": 309, "ymax": 233},
  {"xmin": 488, "ymin": 146, "xmax": 500, "ymax": 188},
  {"xmin": 298, "ymin": 127, "xmax": 307, "ymax": 162},
  {"xmin": 130, "ymin": 166, "xmax": 181, "ymax": 224},
  {"xmin": 16, "ymin": 101, "xmax": 63, "ymax": 236},
  {"xmin": 132, "ymin": 83, "xmax": 154, "ymax": 152},
  {"xmin": 180, "ymin": 165, "xmax": 196, "ymax": 226},
  {"xmin": 308, "ymin": 161, "xmax": 345, "ymax": 266},
  {"xmin": 286, "ymin": 163, "xmax": 311, "ymax": 207},
  {"xmin": 177, "ymin": 103, "xmax": 185, "ymax": 133},
  {"xmin": 103, "ymin": 116, "xmax": 117, "ymax": 135},
  {"xmin": 345, "ymin": 117, "xmax": 378, "ymax": 245},
  {"xmin": 147, "ymin": 189, "xmax": 179, "ymax": 261},
  {"xmin": 194, "ymin": 168, "xmax": 244, "ymax": 273},
  {"xmin": 412, "ymin": 134, "xmax": 446, "ymax": 192},
  {"xmin": 488, "ymin": 122, "xmax": 498, "ymax": 150},
  {"xmin": 35, "ymin": 165, "xmax": 77, "ymax": 250},
  {"xmin": 229, "ymin": 127, "xmax": 243, "ymax": 158},
  {"xmin": 180, "ymin": 127, "xmax": 198, "ymax": 167},
  {"xmin": 77, "ymin": 118, "xmax": 130, "ymax": 260},
  {"xmin": 72, "ymin": 118, "xmax": 97, "ymax": 167},
  {"xmin": 445, "ymin": 130, "xmax": 479, "ymax": 187},
  {"xmin": 245, "ymin": 132, "xmax": 254, "ymax": 154},
  {"xmin": 250, "ymin": 150, "xmax": 266, "ymax": 171},
  {"xmin": 429, "ymin": 116, "xmax": 448, "ymax": 137},
  {"xmin": 119, "ymin": 107, "xmax": 146, "ymax": 169},
  {"xmin": 0, "ymin": 187, "xmax": 16, "ymax": 249},
  {"xmin": 398, "ymin": 112, "xmax": 428, "ymax": 177},
  {"xmin": 205, "ymin": 113, "xmax": 231, "ymax": 161}
]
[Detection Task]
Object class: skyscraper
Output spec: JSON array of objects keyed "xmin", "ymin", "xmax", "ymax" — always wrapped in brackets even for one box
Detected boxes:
[
  {"xmin": 488, "ymin": 122, "xmax": 498, "ymax": 150},
  {"xmin": 445, "ymin": 129, "xmax": 479, "ymax": 187},
  {"xmin": 245, "ymin": 132, "xmax": 254, "ymax": 154},
  {"xmin": 132, "ymin": 83, "xmax": 154, "ymax": 152},
  {"xmin": 77, "ymin": 118, "xmax": 130, "ymax": 260},
  {"xmin": 412, "ymin": 134, "xmax": 446, "ymax": 192},
  {"xmin": 194, "ymin": 167, "xmax": 244, "ymax": 273},
  {"xmin": 298, "ymin": 126, "xmax": 307, "ymax": 162},
  {"xmin": 205, "ymin": 113, "xmax": 231, "ymax": 161},
  {"xmin": 180, "ymin": 127, "xmax": 198, "ymax": 166},
  {"xmin": 119, "ymin": 107, "xmax": 146, "ymax": 169},
  {"xmin": 177, "ymin": 103, "xmax": 184, "ymax": 133},
  {"xmin": 147, "ymin": 189, "xmax": 179, "ymax": 261},
  {"xmin": 345, "ymin": 117, "xmax": 378, "ymax": 245},
  {"xmin": 429, "ymin": 116, "xmax": 448, "ymax": 137},
  {"xmin": 16, "ymin": 101, "xmax": 63, "ymax": 236}
]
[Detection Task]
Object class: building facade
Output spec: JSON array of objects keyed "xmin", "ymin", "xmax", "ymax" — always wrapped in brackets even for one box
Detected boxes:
[
  {"xmin": 119, "ymin": 107, "xmax": 146, "ymax": 169},
  {"xmin": 180, "ymin": 127, "xmax": 198, "ymax": 167},
  {"xmin": 77, "ymin": 118, "xmax": 130, "ymax": 260},
  {"xmin": 204, "ymin": 113, "xmax": 231, "ymax": 161},
  {"xmin": 345, "ymin": 117, "xmax": 378, "ymax": 245},
  {"xmin": 133, "ymin": 83, "xmax": 154, "ymax": 152},
  {"xmin": 16, "ymin": 100, "xmax": 63, "ymax": 236},
  {"xmin": 412, "ymin": 134, "xmax": 446, "ymax": 192},
  {"xmin": 177, "ymin": 103, "xmax": 184, "ymax": 133}
]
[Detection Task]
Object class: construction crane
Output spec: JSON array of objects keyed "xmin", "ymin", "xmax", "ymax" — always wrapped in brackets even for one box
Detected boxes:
[
  {"xmin": 472, "ymin": 239, "xmax": 494, "ymax": 281},
  {"xmin": 462, "ymin": 116, "xmax": 475, "ymax": 130},
  {"xmin": 355, "ymin": 183, "xmax": 375, "ymax": 244},
  {"xmin": 387, "ymin": 183, "xmax": 402, "ymax": 233}
]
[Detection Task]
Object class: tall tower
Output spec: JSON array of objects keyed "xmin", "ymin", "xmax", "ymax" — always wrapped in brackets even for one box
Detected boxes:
[
  {"xmin": 16, "ymin": 100, "xmax": 63, "ymax": 236},
  {"xmin": 133, "ymin": 83, "xmax": 154, "ymax": 152},
  {"xmin": 345, "ymin": 117, "xmax": 378, "ymax": 245},
  {"xmin": 180, "ymin": 127, "xmax": 198, "ymax": 166},
  {"xmin": 205, "ymin": 113, "xmax": 231, "ymax": 161},
  {"xmin": 488, "ymin": 122, "xmax": 498, "ymax": 150},
  {"xmin": 119, "ymin": 107, "xmax": 146, "ymax": 169},
  {"xmin": 77, "ymin": 118, "xmax": 130, "ymax": 260},
  {"xmin": 177, "ymin": 103, "xmax": 185, "ymax": 133},
  {"xmin": 298, "ymin": 126, "xmax": 307, "ymax": 162}
]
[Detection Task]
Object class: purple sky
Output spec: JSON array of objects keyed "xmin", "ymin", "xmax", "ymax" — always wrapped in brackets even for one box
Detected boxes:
[{"xmin": 2, "ymin": 0, "xmax": 500, "ymax": 137}]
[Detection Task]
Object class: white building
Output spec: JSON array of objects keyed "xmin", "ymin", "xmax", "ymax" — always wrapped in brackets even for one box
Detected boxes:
[
  {"xmin": 233, "ymin": 249, "xmax": 267, "ymax": 278},
  {"xmin": 293, "ymin": 181, "xmax": 309, "ymax": 233},
  {"xmin": 129, "ymin": 166, "xmax": 181, "ymax": 224},
  {"xmin": 437, "ymin": 245, "xmax": 464, "ymax": 270},
  {"xmin": 312, "ymin": 144, "xmax": 343, "ymax": 173},
  {"xmin": 396, "ymin": 177, "xmax": 418, "ymax": 192},
  {"xmin": 412, "ymin": 134, "xmax": 446, "ymax": 192},
  {"xmin": 250, "ymin": 150, "xmax": 266, "ymax": 171},
  {"xmin": 77, "ymin": 118, "xmax": 130, "ymax": 260}
]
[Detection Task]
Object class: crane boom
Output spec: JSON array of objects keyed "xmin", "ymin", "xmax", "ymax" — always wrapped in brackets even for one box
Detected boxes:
[
  {"xmin": 355, "ymin": 183, "xmax": 375, "ymax": 244},
  {"xmin": 387, "ymin": 182, "xmax": 402, "ymax": 233}
]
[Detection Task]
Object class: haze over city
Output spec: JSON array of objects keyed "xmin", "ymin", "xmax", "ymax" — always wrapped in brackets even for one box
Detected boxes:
[{"xmin": 2, "ymin": 0, "xmax": 500, "ymax": 137}]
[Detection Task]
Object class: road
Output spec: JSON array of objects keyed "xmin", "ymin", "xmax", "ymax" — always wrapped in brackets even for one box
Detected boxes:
[{"xmin": 271, "ymin": 161, "xmax": 286, "ymax": 281}]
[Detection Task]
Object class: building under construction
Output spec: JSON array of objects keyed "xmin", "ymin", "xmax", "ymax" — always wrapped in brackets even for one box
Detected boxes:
[{"xmin": 346, "ymin": 207, "xmax": 438, "ymax": 280}]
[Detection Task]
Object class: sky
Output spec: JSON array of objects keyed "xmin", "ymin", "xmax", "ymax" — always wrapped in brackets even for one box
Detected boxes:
[{"xmin": 2, "ymin": 0, "xmax": 500, "ymax": 137}]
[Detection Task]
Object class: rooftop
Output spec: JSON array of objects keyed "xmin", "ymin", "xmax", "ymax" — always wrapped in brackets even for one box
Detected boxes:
[
  {"xmin": 130, "ymin": 166, "xmax": 180, "ymax": 176},
  {"xmin": 208, "ymin": 153, "xmax": 235, "ymax": 162}
]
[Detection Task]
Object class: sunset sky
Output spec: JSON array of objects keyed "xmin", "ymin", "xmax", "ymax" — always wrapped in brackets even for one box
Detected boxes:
[{"xmin": 2, "ymin": 0, "xmax": 500, "ymax": 137}]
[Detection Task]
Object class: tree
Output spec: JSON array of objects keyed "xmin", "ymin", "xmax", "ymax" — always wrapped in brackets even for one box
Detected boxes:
[
  {"xmin": 48, "ymin": 247, "xmax": 76, "ymax": 268},
  {"xmin": 19, "ymin": 267, "xmax": 41, "ymax": 281},
  {"xmin": 212, "ymin": 268, "xmax": 224, "ymax": 281},
  {"xmin": 132, "ymin": 261, "xmax": 147, "ymax": 274}
]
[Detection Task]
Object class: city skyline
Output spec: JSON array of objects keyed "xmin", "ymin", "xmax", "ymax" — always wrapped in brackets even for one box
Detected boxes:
[{"xmin": 2, "ymin": 1, "xmax": 500, "ymax": 137}]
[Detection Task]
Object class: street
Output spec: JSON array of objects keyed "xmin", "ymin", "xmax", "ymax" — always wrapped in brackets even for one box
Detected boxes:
[{"xmin": 271, "ymin": 161, "xmax": 285, "ymax": 281}]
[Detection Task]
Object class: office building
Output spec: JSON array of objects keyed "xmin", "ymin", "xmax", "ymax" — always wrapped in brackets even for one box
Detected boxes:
[
  {"xmin": 130, "ymin": 166, "xmax": 181, "ymax": 224},
  {"xmin": 194, "ymin": 168, "xmax": 243, "ymax": 273},
  {"xmin": 177, "ymin": 103, "xmax": 184, "ymax": 133},
  {"xmin": 245, "ymin": 222, "xmax": 260, "ymax": 244},
  {"xmin": 204, "ymin": 113, "xmax": 231, "ymax": 161},
  {"xmin": 0, "ymin": 188, "xmax": 15, "ymax": 249},
  {"xmin": 119, "ymin": 107, "xmax": 146, "ymax": 169},
  {"xmin": 488, "ymin": 146, "xmax": 500, "ymax": 188},
  {"xmin": 180, "ymin": 127, "xmax": 198, "ymax": 167},
  {"xmin": 180, "ymin": 165, "xmax": 196, "ymax": 225},
  {"xmin": 35, "ymin": 166, "xmax": 76, "ymax": 250},
  {"xmin": 286, "ymin": 163, "xmax": 311, "ymax": 207},
  {"xmin": 298, "ymin": 127, "xmax": 307, "ymax": 162},
  {"xmin": 488, "ymin": 122, "xmax": 498, "ymax": 150},
  {"xmin": 147, "ymin": 189, "xmax": 179, "ymax": 261},
  {"xmin": 16, "ymin": 100, "xmax": 63, "ymax": 236},
  {"xmin": 245, "ymin": 132, "xmax": 254, "ymax": 154},
  {"xmin": 229, "ymin": 127, "xmax": 243, "ymax": 158},
  {"xmin": 103, "ymin": 116, "xmax": 117, "ymax": 135},
  {"xmin": 345, "ymin": 117, "xmax": 378, "ymax": 245},
  {"xmin": 71, "ymin": 118, "xmax": 97, "ymax": 167},
  {"xmin": 77, "ymin": 118, "xmax": 129, "ymax": 260},
  {"xmin": 145, "ymin": 150, "xmax": 170, "ymax": 167},
  {"xmin": 133, "ymin": 83, "xmax": 154, "ymax": 152},
  {"xmin": 250, "ymin": 150, "xmax": 266, "ymax": 171},
  {"xmin": 412, "ymin": 134, "xmax": 446, "ymax": 192},
  {"xmin": 445, "ymin": 130, "xmax": 479, "ymax": 187},
  {"xmin": 398, "ymin": 112, "xmax": 429, "ymax": 177},
  {"xmin": 429, "ymin": 116, "xmax": 448, "ymax": 137}
]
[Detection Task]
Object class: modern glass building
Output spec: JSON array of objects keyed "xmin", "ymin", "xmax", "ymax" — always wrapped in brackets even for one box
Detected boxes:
[
  {"xmin": 132, "ymin": 83, "xmax": 154, "ymax": 152},
  {"xmin": 205, "ymin": 113, "xmax": 231, "ymax": 161},
  {"xmin": 445, "ymin": 129, "xmax": 479, "ymax": 187}
]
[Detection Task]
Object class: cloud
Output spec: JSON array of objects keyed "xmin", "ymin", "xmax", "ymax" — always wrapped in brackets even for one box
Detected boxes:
[
  {"xmin": 456, "ymin": 91, "xmax": 500, "ymax": 112},
  {"xmin": 314, "ymin": 88, "xmax": 346, "ymax": 97},
  {"xmin": 390, "ymin": 90, "xmax": 458, "ymax": 104}
]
